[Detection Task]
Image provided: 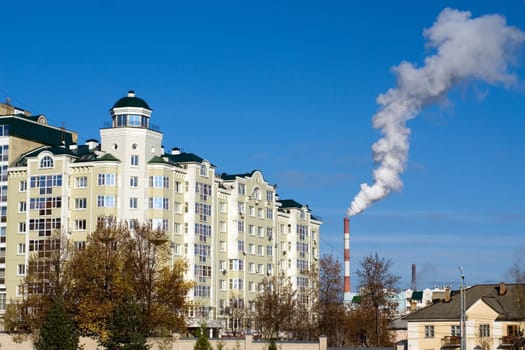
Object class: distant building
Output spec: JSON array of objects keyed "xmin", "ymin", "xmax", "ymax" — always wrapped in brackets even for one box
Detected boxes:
[
  {"xmin": 404, "ymin": 283, "xmax": 525, "ymax": 350},
  {"xmin": 2, "ymin": 91, "xmax": 322, "ymax": 331}
]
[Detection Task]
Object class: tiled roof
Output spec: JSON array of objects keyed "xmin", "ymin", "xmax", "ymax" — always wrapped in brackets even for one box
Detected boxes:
[{"xmin": 404, "ymin": 284, "xmax": 525, "ymax": 322}]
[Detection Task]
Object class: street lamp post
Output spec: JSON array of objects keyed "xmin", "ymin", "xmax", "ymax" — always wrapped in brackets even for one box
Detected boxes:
[{"xmin": 459, "ymin": 267, "xmax": 465, "ymax": 350}]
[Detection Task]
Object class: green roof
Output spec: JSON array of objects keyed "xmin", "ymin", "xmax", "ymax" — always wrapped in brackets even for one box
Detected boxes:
[
  {"xmin": 411, "ymin": 291, "xmax": 423, "ymax": 301},
  {"xmin": 112, "ymin": 91, "xmax": 151, "ymax": 110},
  {"xmin": 278, "ymin": 199, "xmax": 305, "ymax": 209},
  {"xmin": 0, "ymin": 115, "xmax": 76, "ymax": 146},
  {"xmin": 221, "ymin": 171, "xmax": 257, "ymax": 181},
  {"xmin": 164, "ymin": 152, "xmax": 204, "ymax": 164}
]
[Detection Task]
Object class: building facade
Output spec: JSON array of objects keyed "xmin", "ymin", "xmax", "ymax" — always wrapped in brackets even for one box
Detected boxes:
[{"xmin": 1, "ymin": 92, "xmax": 321, "ymax": 331}]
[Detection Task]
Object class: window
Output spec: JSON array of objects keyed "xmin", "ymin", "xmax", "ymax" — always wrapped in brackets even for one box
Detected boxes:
[
  {"xmin": 266, "ymin": 190, "xmax": 273, "ymax": 201},
  {"xmin": 98, "ymin": 174, "xmax": 115, "ymax": 186},
  {"xmin": 130, "ymin": 197, "xmax": 138, "ymax": 209},
  {"xmin": 451, "ymin": 325, "xmax": 461, "ymax": 336},
  {"xmin": 97, "ymin": 195, "xmax": 115, "ymax": 208},
  {"xmin": 267, "ymin": 245, "xmax": 273, "ymax": 256},
  {"xmin": 229, "ymin": 259, "xmax": 244, "ymax": 271},
  {"xmin": 18, "ymin": 202, "xmax": 26, "ymax": 213},
  {"xmin": 251, "ymin": 188, "xmax": 261, "ymax": 200},
  {"xmin": 229, "ymin": 278, "xmax": 243, "ymax": 290},
  {"xmin": 219, "ymin": 280, "xmax": 226, "ymax": 291},
  {"xmin": 425, "ymin": 325, "xmax": 435, "ymax": 338},
  {"xmin": 249, "ymin": 206, "xmax": 255, "ymax": 217},
  {"xmin": 266, "ymin": 208, "xmax": 273, "ymax": 219},
  {"xmin": 74, "ymin": 241, "xmax": 86, "ymax": 250},
  {"xmin": 238, "ymin": 183, "xmax": 245, "ymax": 195},
  {"xmin": 17, "ymin": 264, "xmax": 26, "ymax": 276},
  {"xmin": 151, "ymin": 218, "xmax": 168, "ymax": 231},
  {"xmin": 149, "ymin": 197, "xmax": 169, "ymax": 210},
  {"xmin": 149, "ymin": 176, "xmax": 169, "ymax": 188},
  {"xmin": 75, "ymin": 198, "xmax": 87, "ymax": 209},
  {"xmin": 130, "ymin": 176, "xmax": 138, "ymax": 187},
  {"xmin": 74, "ymin": 219, "xmax": 87, "ymax": 231},
  {"xmin": 30, "ymin": 175, "xmax": 62, "ymax": 194},
  {"xmin": 174, "ymin": 223, "xmax": 181, "ymax": 234},
  {"xmin": 200, "ymin": 164, "xmax": 208, "ymax": 177},
  {"xmin": 40, "ymin": 155, "xmax": 53, "ymax": 168},
  {"xmin": 20, "ymin": 180, "xmax": 27, "ymax": 192},
  {"xmin": 175, "ymin": 181, "xmax": 182, "ymax": 193},
  {"xmin": 257, "ymin": 245, "xmax": 264, "ymax": 256},
  {"xmin": 173, "ymin": 244, "xmax": 181, "ymax": 255},
  {"xmin": 75, "ymin": 176, "xmax": 87, "ymax": 188},
  {"xmin": 258, "ymin": 208, "xmax": 264, "ymax": 218},
  {"xmin": 238, "ymin": 202, "xmax": 245, "ymax": 215},
  {"xmin": 238, "ymin": 221, "xmax": 244, "ymax": 233},
  {"xmin": 219, "ymin": 240, "xmax": 226, "ymax": 252},
  {"xmin": 174, "ymin": 202, "xmax": 182, "ymax": 214},
  {"xmin": 29, "ymin": 218, "xmax": 61, "ymax": 236},
  {"xmin": 219, "ymin": 221, "xmax": 226, "ymax": 233},
  {"xmin": 130, "ymin": 155, "xmax": 139, "ymax": 166},
  {"xmin": 237, "ymin": 240, "xmax": 244, "ymax": 253},
  {"xmin": 480, "ymin": 324, "xmax": 490, "ymax": 337},
  {"xmin": 219, "ymin": 201, "xmax": 227, "ymax": 213},
  {"xmin": 17, "ymin": 243, "xmax": 26, "ymax": 255},
  {"xmin": 18, "ymin": 222, "xmax": 26, "ymax": 233}
]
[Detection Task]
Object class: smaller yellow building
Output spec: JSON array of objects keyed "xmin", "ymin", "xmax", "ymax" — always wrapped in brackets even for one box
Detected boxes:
[{"xmin": 405, "ymin": 283, "xmax": 525, "ymax": 350}]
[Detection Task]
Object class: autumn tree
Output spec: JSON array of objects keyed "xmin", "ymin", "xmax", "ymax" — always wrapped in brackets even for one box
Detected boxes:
[
  {"xmin": 316, "ymin": 254, "xmax": 348, "ymax": 347},
  {"xmin": 120, "ymin": 221, "xmax": 192, "ymax": 335},
  {"xmin": 355, "ymin": 253, "xmax": 400, "ymax": 346},
  {"xmin": 253, "ymin": 275, "xmax": 296, "ymax": 339},
  {"xmin": 67, "ymin": 218, "xmax": 130, "ymax": 337},
  {"xmin": 67, "ymin": 218, "xmax": 194, "ymax": 338},
  {"xmin": 9, "ymin": 230, "xmax": 74, "ymax": 332}
]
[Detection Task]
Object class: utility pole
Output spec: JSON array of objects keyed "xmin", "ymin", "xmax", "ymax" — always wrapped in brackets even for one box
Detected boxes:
[{"xmin": 459, "ymin": 267, "xmax": 465, "ymax": 350}]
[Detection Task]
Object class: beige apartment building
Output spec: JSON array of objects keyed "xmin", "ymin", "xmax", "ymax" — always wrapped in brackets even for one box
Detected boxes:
[
  {"xmin": 1, "ymin": 92, "xmax": 321, "ymax": 332},
  {"xmin": 404, "ymin": 283, "xmax": 525, "ymax": 350}
]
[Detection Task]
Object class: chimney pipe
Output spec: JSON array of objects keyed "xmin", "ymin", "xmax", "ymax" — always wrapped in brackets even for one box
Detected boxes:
[
  {"xmin": 411, "ymin": 264, "xmax": 416, "ymax": 291},
  {"xmin": 343, "ymin": 216, "xmax": 351, "ymax": 301}
]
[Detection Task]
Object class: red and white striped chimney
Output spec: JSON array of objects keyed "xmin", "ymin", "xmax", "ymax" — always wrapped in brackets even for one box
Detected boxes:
[{"xmin": 343, "ymin": 216, "xmax": 351, "ymax": 301}]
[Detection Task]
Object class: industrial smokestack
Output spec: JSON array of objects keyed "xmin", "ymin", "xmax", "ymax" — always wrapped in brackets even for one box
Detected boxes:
[
  {"xmin": 343, "ymin": 216, "xmax": 351, "ymax": 301},
  {"xmin": 347, "ymin": 8, "xmax": 525, "ymax": 217},
  {"xmin": 411, "ymin": 264, "xmax": 416, "ymax": 291}
]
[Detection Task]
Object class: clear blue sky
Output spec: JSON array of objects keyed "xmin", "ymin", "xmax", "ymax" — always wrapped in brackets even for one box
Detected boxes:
[{"xmin": 1, "ymin": 0, "xmax": 524, "ymax": 290}]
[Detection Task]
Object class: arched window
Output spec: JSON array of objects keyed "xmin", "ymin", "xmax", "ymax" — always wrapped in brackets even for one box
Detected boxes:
[
  {"xmin": 40, "ymin": 156, "xmax": 53, "ymax": 169},
  {"xmin": 251, "ymin": 187, "xmax": 261, "ymax": 200}
]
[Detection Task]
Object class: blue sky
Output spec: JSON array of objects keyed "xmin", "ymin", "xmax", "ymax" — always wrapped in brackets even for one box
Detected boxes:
[{"xmin": 1, "ymin": 0, "xmax": 524, "ymax": 290}]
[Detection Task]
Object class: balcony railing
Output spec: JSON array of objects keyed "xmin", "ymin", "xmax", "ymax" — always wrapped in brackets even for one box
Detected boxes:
[
  {"xmin": 499, "ymin": 336, "xmax": 518, "ymax": 348},
  {"xmin": 441, "ymin": 336, "xmax": 461, "ymax": 348}
]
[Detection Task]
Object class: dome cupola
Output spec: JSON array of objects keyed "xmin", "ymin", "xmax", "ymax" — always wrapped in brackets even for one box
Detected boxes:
[{"xmin": 110, "ymin": 90, "xmax": 152, "ymax": 129}]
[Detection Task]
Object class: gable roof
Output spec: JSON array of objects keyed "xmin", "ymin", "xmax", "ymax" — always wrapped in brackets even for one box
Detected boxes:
[{"xmin": 404, "ymin": 283, "xmax": 525, "ymax": 322}]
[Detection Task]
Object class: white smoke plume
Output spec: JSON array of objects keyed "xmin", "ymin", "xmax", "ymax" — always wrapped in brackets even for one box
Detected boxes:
[{"xmin": 347, "ymin": 8, "xmax": 524, "ymax": 217}]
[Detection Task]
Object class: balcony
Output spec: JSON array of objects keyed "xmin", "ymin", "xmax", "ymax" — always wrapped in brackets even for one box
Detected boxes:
[
  {"xmin": 499, "ymin": 336, "xmax": 518, "ymax": 348},
  {"xmin": 441, "ymin": 336, "xmax": 461, "ymax": 348}
]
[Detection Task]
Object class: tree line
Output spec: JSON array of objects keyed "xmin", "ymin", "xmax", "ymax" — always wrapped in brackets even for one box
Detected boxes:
[{"xmin": 6, "ymin": 215, "xmax": 402, "ymax": 349}]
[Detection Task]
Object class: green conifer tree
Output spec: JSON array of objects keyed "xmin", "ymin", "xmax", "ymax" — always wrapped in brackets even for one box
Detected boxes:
[
  {"xmin": 102, "ymin": 297, "xmax": 149, "ymax": 350},
  {"xmin": 34, "ymin": 297, "xmax": 79, "ymax": 350},
  {"xmin": 194, "ymin": 325, "xmax": 212, "ymax": 350}
]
